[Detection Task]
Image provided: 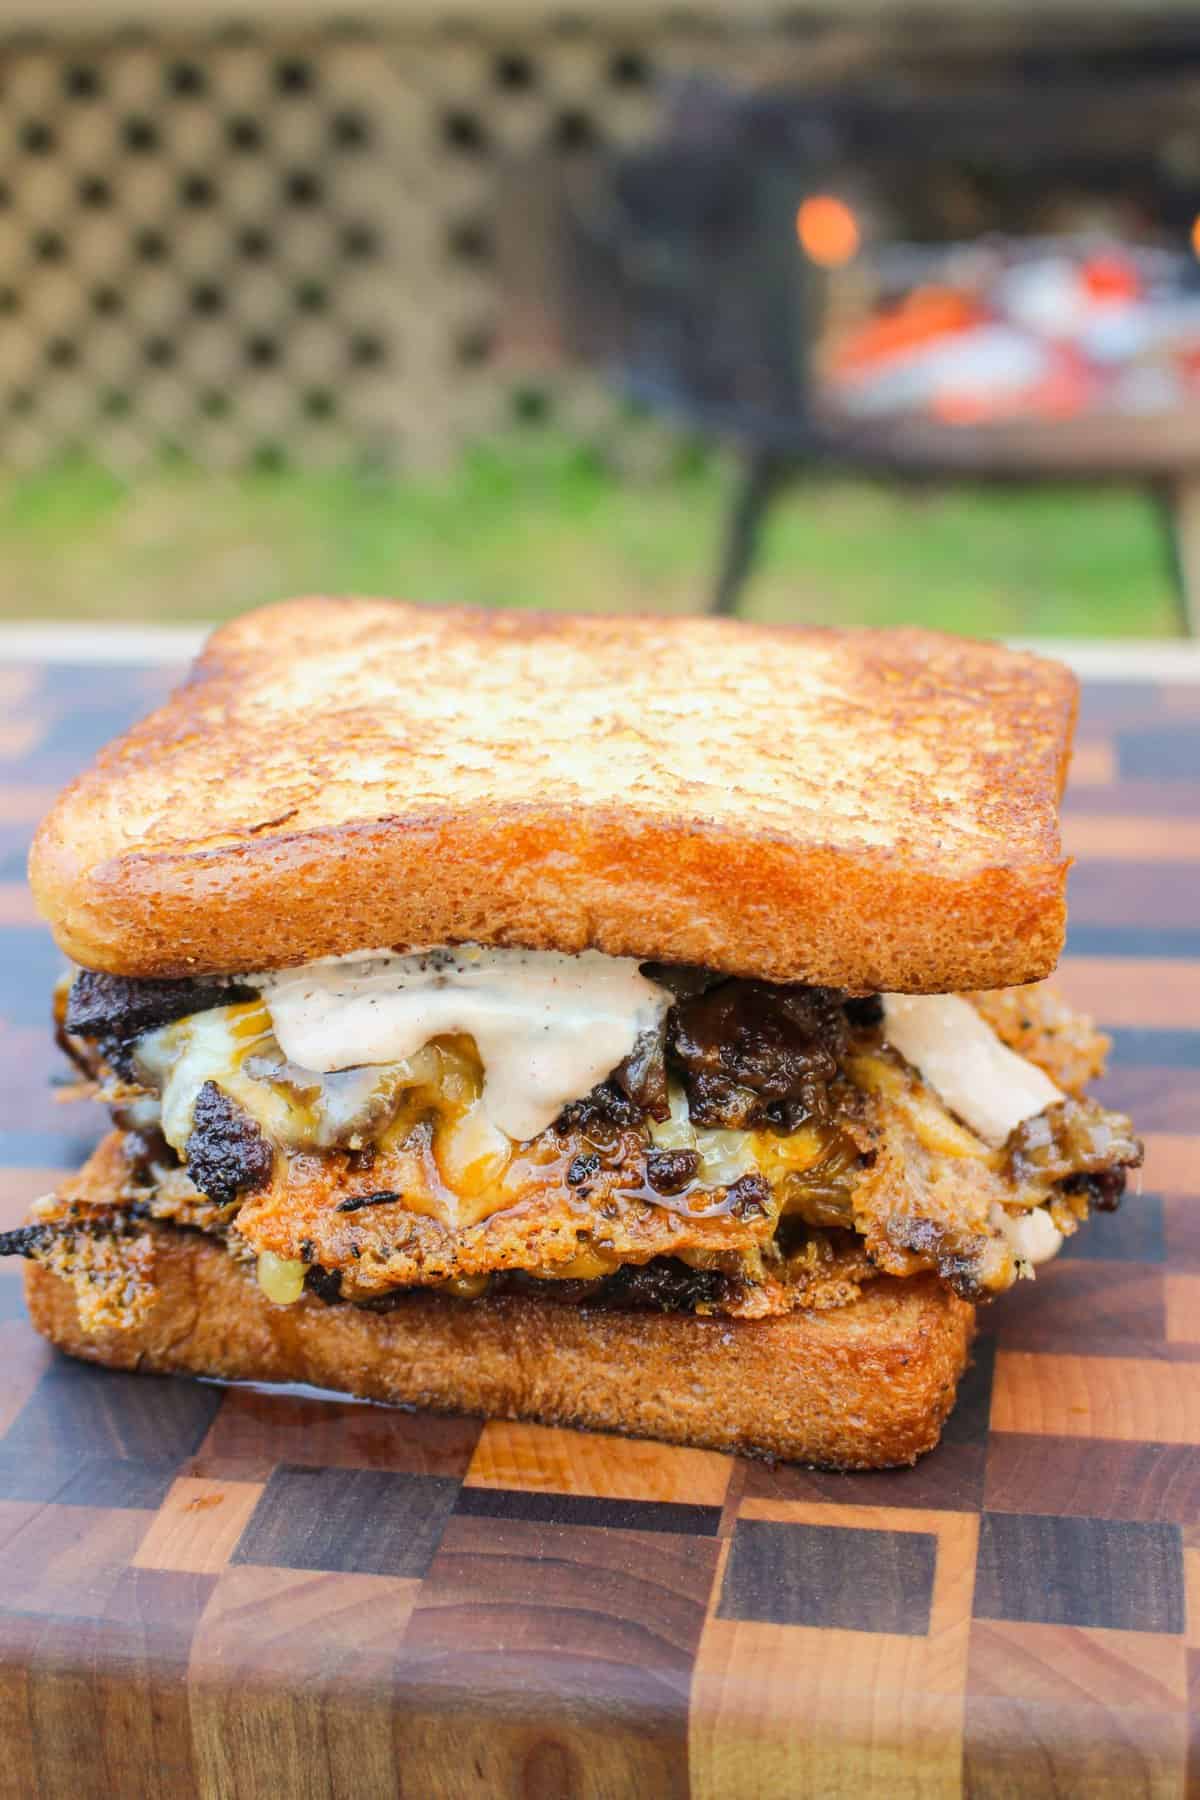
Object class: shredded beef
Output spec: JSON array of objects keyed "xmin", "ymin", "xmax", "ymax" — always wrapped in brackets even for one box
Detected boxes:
[
  {"xmin": 727, "ymin": 1172, "xmax": 771, "ymax": 1219},
  {"xmin": 639, "ymin": 963, "xmax": 722, "ymax": 1000},
  {"xmin": 66, "ymin": 962, "xmax": 869, "ymax": 1153},
  {"xmin": 589, "ymin": 1257, "xmax": 731, "ymax": 1312},
  {"xmin": 884, "ymin": 1214, "xmax": 989, "ymax": 1299},
  {"xmin": 334, "ymin": 1189, "xmax": 404, "ymax": 1214},
  {"xmin": 502, "ymin": 1255, "xmax": 731, "ymax": 1314},
  {"xmin": 305, "ymin": 1263, "xmax": 344, "ymax": 1302},
  {"xmin": 323, "ymin": 1254, "xmax": 733, "ymax": 1316},
  {"xmin": 645, "ymin": 1149, "xmax": 700, "ymax": 1195},
  {"xmin": 554, "ymin": 978, "xmax": 867, "ymax": 1136},
  {"xmin": 1061, "ymin": 1168, "xmax": 1128, "ymax": 1212},
  {"xmin": 1005, "ymin": 1096, "xmax": 1143, "ymax": 1197},
  {"xmin": 668, "ymin": 980, "xmax": 851, "ymax": 1130},
  {"xmin": 0, "ymin": 1223, "xmax": 56, "ymax": 1259},
  {"xmin": 0, "ymin": 1213, "xmax": 150, "ymax": 1265},
  {"xmin": 611, "ymin": 1026, "xmax": 670, "ymax": 1120},
  {"xmin": 184, "ymin": 1081, "xmax": 274, "ymax": 1206},
  {"xmin": 64, "ymin": 969, "xmax": 253, "ymax": 1078},
  {"xmin": 555, "ymin": 1079, "xmax": 647, "ymax": 1134}
]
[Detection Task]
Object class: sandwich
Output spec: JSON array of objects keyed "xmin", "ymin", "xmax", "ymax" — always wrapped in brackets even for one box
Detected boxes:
[{"xmin": 9, "ymin": 599, "xmax": 1142, "ymax": 1468}]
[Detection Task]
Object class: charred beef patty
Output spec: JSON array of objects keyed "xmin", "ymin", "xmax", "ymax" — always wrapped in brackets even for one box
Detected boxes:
[
  {"xmin": 184, "ymin": 1081, "xmax": 274, "ymax": 1207},
  {"xmin": 67, "ymin": 965, "xmax": 859, "ymax": 1171},
  {"xmin": 548, "ymin": 975, "xmax": 852, "ymax": 1133},
  {"xmin": 62, "ymin": 970, "xmax": 254, "ymax": 1079},
  {"xmin": 668, "ymin": 980, "xmax": 849, "ymax": 1129},
  {"xmin": 29, "ymin": 963, "xmax": 1142, "ymax": 1316},
  {"xmin": 349, "ymin": 1254, "xmax": 734, "ymax": 1316}
]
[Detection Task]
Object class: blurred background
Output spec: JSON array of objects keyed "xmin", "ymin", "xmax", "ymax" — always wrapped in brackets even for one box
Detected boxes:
[{"xmin": 1, "ymin": 2, "xmax": 1200, "ymax": 636}]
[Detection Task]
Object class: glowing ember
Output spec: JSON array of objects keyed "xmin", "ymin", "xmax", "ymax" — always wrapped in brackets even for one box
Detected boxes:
[{"xmin": 796, "ymin": 195, "xmax": 860, "ymax": 268}]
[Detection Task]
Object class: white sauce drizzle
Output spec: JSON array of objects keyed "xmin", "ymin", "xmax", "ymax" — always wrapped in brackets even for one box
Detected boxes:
[
  {"xmin": 255, "ymin": 946, "xmax": 672, "ymax": 1143},
  {"xmin": 881, "ymin": 992, "xmax": 1063, "ymax": 1148},
  {"xmin": 989, "ymin": 1199, "xmax": 1064, "ymax": 1272}
]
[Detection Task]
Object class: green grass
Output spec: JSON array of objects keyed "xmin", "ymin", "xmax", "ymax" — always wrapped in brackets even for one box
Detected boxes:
[{"xmin": 0, "ymin": 440, "xmax": 1179, "ymax": 635}]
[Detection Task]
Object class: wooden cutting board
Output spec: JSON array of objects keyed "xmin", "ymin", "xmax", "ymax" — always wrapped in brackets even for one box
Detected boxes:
[{"xmin": 0, "ymin": 655, "xmax": 1196, "ymax": 1799}]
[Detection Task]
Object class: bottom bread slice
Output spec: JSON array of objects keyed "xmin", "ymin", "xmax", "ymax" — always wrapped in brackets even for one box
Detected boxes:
[{"xmin": 25, "ymin": 1226, "xmax": 974, "ymax": 1468}]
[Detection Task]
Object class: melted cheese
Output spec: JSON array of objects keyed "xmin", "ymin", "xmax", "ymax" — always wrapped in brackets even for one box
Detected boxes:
[
  {"xmin": 648, "ymin": 1082, "xmax": 760, "ymax": 1186},
  {"xmin": 256, "ymin": 946, "xmax": 672, "ymax": 1142},
  {"xmin": 138, "ymin": 1004, "xmax": 280, "ymax": 1153},
  {"xmin": 881, "ymin": 993, "xmax": 1062, "ymax": 1146},
  {"xmin": 137, "ymin": 1002, "xmax": 485, "ymax": 1159},
  {"xmin": 257, "ymin": 1250, "xmax": 307, "ymax": 1305}
]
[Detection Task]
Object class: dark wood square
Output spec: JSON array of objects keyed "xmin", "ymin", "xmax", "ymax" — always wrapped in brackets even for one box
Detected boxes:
[
  {"xmin": 1117, "ymin": 726, "xmax": 1200, "ymax": 780},
  {"xmin": 740, "ymin": 1439, "xmax": 985, "ymax": 1514},
  {"xmin": 1065, "ymin": 922, "xmax": 1200, "ymax": 958},
  {"xmin": 1066, "ymin": 858, "xmax": 1197, "ymax": 929},
  {"xmin": 0, "ymin": 1451, "xmax": 179, "ymax": 1509},
  {"xmin": 1098, "ymin": 1069, "xmax": 1200, "ymax": 1132},
  {"xmin": 974, "ymin": 1512, "xmax": 1185, "ymax": 1633},
  {"xmin": 231, "ymin": 1464, "xmax": 460, "ymax": 1577},
  {"xmin": 0, "ymin": 1272, "xmax": 34, "ymax": 1321},
  {"xmin": 940, "ymin": 1333, "xmax": 997, "ymax": 1445},
  {"xmin": 36, "ymin": 701, "xmax": 150, "ymax": 768},
  {"xmin": 1107, "ymin": 1027, "xmax": 1200, "ymax": 1070},
  {"xmin": 3, "ymin": 1355, "xmax": 223, "ymax": 1468},
  {"xmin": 990, "ymin": 1260, "xmax": 1165, "ymax": 1352},
  {"xmin": 1060, "ymin": 1191, "xmax": 1165, "ymax": 1263},
  {"xmin": 716, "ymin": 1518, "xmax": 938, "ymax": 1634},
  {"xmin": 455, "ymin": 1486, "xmax": 722, "ymax": 1536}
]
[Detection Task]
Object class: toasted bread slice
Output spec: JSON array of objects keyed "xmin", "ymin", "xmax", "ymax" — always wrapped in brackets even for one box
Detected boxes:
[
  {"xmin": 30, "ymin": 599, "xmax": 1076, "ymax": 990},
  {"xmin": 25, "ymin": 1225, "xmax": 973, "ymax": 1468}
]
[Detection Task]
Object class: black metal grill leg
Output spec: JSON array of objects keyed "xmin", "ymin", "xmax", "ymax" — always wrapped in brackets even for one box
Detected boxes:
[
  {"xmin": 712, "ymin": 449, "xmax": 784, "ymax": 617},
  {"xmin": 1157, "ymin": 473, "xmax": 1200, "ymax": 638}
]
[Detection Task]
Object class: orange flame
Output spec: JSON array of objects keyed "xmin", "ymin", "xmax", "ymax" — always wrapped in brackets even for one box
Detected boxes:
[{"xmin": 795, "ymin": 195, "xmax": 860, "ymax": 268}]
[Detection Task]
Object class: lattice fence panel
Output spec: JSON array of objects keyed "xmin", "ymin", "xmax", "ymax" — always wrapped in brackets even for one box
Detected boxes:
[{"xmin": 0, "ymin": 21, "xmax": 751, "ymax": 472}]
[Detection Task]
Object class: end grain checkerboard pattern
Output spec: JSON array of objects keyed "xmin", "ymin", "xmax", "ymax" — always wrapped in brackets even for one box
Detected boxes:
[{"xmin": 0, "ymin": 658, "xmax": 1196, "ymax": 1797}]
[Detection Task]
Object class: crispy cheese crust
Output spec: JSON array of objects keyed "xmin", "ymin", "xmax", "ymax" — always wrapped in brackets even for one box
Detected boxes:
[
  {"xmin": 24, "ymin": 1224, "xmax": 974, "ymax": 1468},
  {"xmin": 30, "ymin": 600, "xmax": 1076, "ymax": 991},
  {"xmin": 33, "ymin": 980, "xmax": 1135, "ymax": 1316}
]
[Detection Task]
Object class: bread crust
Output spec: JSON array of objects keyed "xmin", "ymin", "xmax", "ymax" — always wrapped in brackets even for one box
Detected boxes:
[
  {"xmin": 25, "ymin": 1228, "xmax": 974, "ymax": 1468},
  {"xmin": 29, "ymin": 600, "xmax": 1076, "ymax": 991}
]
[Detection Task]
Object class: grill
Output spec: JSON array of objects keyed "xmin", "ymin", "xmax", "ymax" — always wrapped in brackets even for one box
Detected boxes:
[{"xmin": 564, "ymin": 58, "xmax": 1200, "ymax": 627}]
